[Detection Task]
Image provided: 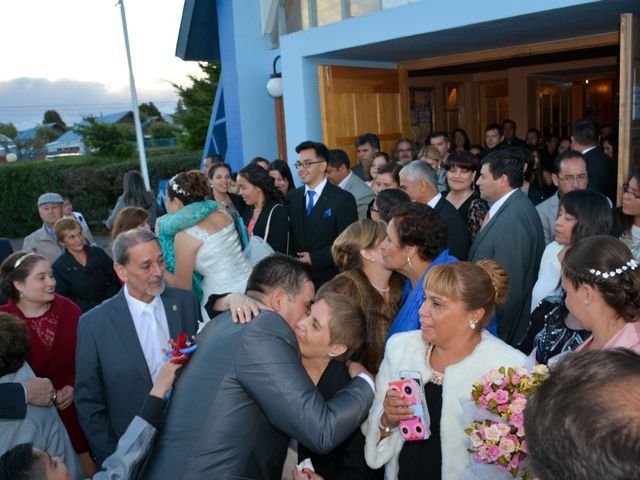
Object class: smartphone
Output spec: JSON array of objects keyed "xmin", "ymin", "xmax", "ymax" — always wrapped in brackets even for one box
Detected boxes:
[{"xmin": 388, "ymin": 375, "xmax": 430, "ymax": 441}]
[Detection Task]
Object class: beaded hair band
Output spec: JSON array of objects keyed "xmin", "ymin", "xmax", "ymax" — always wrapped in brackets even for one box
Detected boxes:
[
  {"xmin": 169, "ymin": 177, "xmax": 189, "ymax": 198},
  {"xmin": 589, "ymin": 259, "xmax": 638, "ymax": 279},
  {"xmin": 14, "ymin": 252, "xmax": 37, "ymax": 269}
]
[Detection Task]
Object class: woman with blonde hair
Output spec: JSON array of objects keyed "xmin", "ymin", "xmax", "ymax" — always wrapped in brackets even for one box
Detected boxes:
[
  {"xmin": 329, "ymin": 219, "xmax": 404, "ymax": 373},
  {"xmin": 365, "ymin": 260, "xmax": 525, "ymax": 479}
]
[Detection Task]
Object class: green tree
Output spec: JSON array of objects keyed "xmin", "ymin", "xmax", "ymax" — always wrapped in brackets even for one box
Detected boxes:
[
  {"xmin": 34, "ymin": 126, "xmax": 63, "ymax": 148},
  {"xmin": 149, "ymin": 121, "xmax": 179, "ymax": 140},
  {"xmin": 74, "ymin": 116, "xmax": 135, "ymax": 158},
  {"xmin": 139, "ymin": 101, "xmax": 161, "ymax": 121},
  {"xmin": 43, "ymin": 110, "xmax": 67, "ymax": 130},
  {"xmin": 0, "ymin": 123, "xmax": 18, "ymax": 139},
  {"xmin": 171, "ymin": 62, "xmax": 220, "ymax": 150}
]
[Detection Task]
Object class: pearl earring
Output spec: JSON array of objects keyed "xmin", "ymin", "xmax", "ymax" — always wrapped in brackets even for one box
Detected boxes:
[
  {"xmin": 469, "ymin": 320, "xmax": 477, "ymax": 330},
  {"xmin": 407, "ymin": 256, "xmax": 414, "ymax": 268},
  {"xmin": 328, "ymin": 352, "xmax": 336, "ymax": 358},
  {"xmin": 584, "ymin": 299, "xmax": 589, "ymax": 305}
]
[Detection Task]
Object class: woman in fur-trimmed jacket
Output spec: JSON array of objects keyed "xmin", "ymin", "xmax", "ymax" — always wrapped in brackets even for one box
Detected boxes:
[{"xmin": 364, "ymin": 260, "xmax": 526, "ymax": 479}]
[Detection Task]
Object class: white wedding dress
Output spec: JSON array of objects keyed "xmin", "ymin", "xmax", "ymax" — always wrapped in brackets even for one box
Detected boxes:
[{"xmin": 185, "ymin": 219, "xmax": 252, "ymax": 321}]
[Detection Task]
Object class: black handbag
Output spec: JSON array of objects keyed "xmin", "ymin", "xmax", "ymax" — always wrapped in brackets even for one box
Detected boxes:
[{"xmin": 518, "ymin": 293, "xmax": 590, "ymax": 364}]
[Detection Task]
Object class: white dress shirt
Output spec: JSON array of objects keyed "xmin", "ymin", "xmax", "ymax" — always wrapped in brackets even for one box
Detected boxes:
[
  {"xmin": 427, "ymin": 192, "xmax": 442, "ymax": 208},
  {"xmin": 338, "ymin": 171, "xmax": 353, "ymax": 190},
  {"xmin": 488, "ymin": 188, "xmax": 518, "ymax": 219},
  {"xmin": 124, "ymin": 284, "xmax": 170, "ymax": 382},
  {"xmin": 304, "ymin": 176, "xmax": 328, "ymax": 210}
]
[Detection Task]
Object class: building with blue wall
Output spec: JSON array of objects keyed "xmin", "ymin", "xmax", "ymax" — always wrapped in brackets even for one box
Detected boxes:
[{"xmin": 178, "ymin": 0, "xmax": 639, "ymax": 181}]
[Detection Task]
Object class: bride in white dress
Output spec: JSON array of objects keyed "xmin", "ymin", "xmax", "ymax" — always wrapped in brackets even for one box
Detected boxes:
[{"xmin": 167, "ymin": 171, "xmax": 252, "ymax": 321}]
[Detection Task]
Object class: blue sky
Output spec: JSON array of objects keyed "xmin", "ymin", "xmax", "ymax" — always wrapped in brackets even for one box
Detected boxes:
[{"xmin": 0, "ymin": 0, "xmax": 201, "ymax": 130}]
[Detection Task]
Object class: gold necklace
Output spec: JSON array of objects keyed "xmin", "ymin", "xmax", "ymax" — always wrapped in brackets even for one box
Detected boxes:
[{"xmin": 425, "ymin": 343, "xmax": 444, "ymax": 385}]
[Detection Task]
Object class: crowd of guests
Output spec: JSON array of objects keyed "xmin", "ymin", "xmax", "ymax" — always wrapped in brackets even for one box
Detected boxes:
[{"xmin": 0, "ymin": 116, "xmax": 638, "ymax": 480}]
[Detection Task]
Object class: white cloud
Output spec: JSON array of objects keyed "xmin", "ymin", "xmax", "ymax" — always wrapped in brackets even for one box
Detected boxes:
[
  {"xmin": 0, "ymin": 78, "xmax": 184, "ymax": 130},
  {"xmin": 0, "ymin": 0, "xmax": 203, "ymax": 130}
]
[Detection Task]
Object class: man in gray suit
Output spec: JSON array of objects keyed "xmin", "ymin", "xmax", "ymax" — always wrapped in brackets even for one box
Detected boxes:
[
  {"xmin": 74, "ymin": 228, "xmax": 200, "ymax": 465},
  {"xmin": 142, "ymin": 255, "xmax": 375, "ymax": 480},
  {"xmin": 327, "ymin": 148, "xmax": 375, "ymax": 219},
  {"xmin": 536, "ymin": 151, "xmax": 588, "ymax": 245},
  {"xmin": 471, "ymin": 149, "xmax": 545, "ymax": 345}
]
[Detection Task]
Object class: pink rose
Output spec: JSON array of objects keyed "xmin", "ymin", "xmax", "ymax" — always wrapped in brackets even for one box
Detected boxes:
[
  {"xmin": 493, "ymin": 389, "xmax": 509, "ymax": 404},
  {"xmin": 499, "ymin": 437, "xmax": 516, "ymax": 454},
  {"xmin": 486, "ymin": 445, "xmax": 502, "ymax": 462},
  {"xmin": 483, "ymin": 384, "xmax": 493, "ymax": 395},
  {"xmin": 520, "ymin": 440, "xmax": 528, "ymax": 454},
  {"xmin": 509, "ymin": 412, "xmax": 524, "ymax": 429},
  {"xmin": 510, "ymin": 374, "xmax": 521, "ymax": 384},
  {"xmin": 511, "ymin": 397, "xmax": 527, "ymax": 414},
  {"xmin": 482, "ymin": 424, "xmax": 502, "ymax": 442}
]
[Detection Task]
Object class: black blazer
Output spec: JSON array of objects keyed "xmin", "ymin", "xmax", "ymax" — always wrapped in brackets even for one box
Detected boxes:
[
  {"xmin": 242, "ymin": 200, "xmax": 289, "ymax": 253},
  {"xmin": 229, "ymin": 192, "xmax": 247, "ymax": 217},
  {"xmin": 0, "ymin": 238, "xmax": 13, "ymax": 265},
  {"xmin": 52, "ymin": 246, "xmax": 120, "ymax": 312},
  {"xmin": 287, "ymin": 181, "xmax": 358, "ymax": 287},
  {"xmin": 433, "ymin": 196, "xmax": 470, "ymax": 260},
  {"xmin": 298, "ymin": 360, "xmax": 381, "ymax": 480},
  {"xmin": 0, "ymin": 383, "xmax": 26, "ymax": 419},
  {"xmin": 584, "ymin": 146, "xmax": 617, "ymax": 204}
]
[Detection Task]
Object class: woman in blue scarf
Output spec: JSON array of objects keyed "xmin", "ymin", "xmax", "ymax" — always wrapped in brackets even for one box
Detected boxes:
[{"xmin": 382, "ymin": 202, "xmax": 458, "ymax": 339}]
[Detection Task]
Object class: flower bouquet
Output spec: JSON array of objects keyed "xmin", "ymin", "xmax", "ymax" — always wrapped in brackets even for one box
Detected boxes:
[
  {"xmin": 164, "ymin": 333, "xmax": 198, "ymax": 364},
  {"xmin": 463, "ymin": 365, "xmax": 549, "ymax": 479}
]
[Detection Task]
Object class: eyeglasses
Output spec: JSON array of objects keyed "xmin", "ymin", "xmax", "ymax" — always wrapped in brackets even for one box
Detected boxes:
[
  {"xmin": 623, "ymin": 183, "xmax": 640, "ymax": 199},
  {"xmin": 294, "ymin": 160, "xmax": 323, "ymax": 169},
  {"xmin": 396, "ymin": 148, "xmax": 413, "ymax": 153},
  {"xmin": 557, "ymin": 173, "xmax": 588, "ymax": 183}
]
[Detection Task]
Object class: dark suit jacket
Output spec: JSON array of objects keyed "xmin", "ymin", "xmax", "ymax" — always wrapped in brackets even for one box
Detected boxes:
[
  {"xmin": 142, "ymin": 310, "xmax": 374, "ymax": 480},
  {"xmin": 287, "ymin": 181, "xmax": 358, "ymax": 287},
  {"xmin": 52, "ymin": 246, "xmax": 120, "ymax": 312},
  {"xmin": 74, "ymin": 287, "xmax": 200, "ymax": 465},
  {"xmin": 584, "ymin": 146, "xmax": 617, "ymax": 204},
  {"xmin": 433, "ymin": 196, "xmax": 469, "ymax": 260},
  {"xmin": 298, "ymin": 360, "xmax": 380, "ymax": 480},
  {"xmin": 0, "ymin": 238, "xmax": 13, "ymax": 265},
  {"xmin": 469, "ymin": 189, "xmax": 545, "ymax": 345},
  {"xmin": 0, "ymin": 383, "xmax": 26, "ymax": 419},
  {"xmin": 241, "ymin": 200, "xmax": 289, "ymax": 253},
  {"xmin": 352, "ymin": 163, "xmax": 365, "ymax": 180}
]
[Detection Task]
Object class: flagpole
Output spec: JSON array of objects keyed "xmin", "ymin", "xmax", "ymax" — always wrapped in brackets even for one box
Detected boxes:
[{"xmin": 118, "ymin": 0, "xmax": 150, "ymax": 191}]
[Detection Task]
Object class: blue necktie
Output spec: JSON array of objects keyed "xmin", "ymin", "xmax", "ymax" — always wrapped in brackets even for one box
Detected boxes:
[{"xmin": 306, "ymin": 190, "xmax": 316, "ymax": 216}]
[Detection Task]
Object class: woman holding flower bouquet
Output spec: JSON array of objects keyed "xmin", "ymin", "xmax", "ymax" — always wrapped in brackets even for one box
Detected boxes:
[
  {"xmin": 562, "ymin": 235, "xmax": 640, "ymax": 353},
  {"xmin": 364, "ymin": 260, "xmax": 525, "ymax": 479}
]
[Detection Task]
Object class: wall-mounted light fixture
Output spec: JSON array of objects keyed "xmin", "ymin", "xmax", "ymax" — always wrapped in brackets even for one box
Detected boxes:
[{"xmin": 266, "ymin": 55, "xmax": 283, "ymax": 98}]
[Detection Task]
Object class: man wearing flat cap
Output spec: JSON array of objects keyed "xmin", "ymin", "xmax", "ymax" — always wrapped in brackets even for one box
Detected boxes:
[{"xmin": 22, "ymin": 193, "xmax": 94, "ymax": 263}]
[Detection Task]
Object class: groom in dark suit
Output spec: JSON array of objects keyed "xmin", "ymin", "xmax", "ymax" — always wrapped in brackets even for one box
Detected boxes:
[
  {"xmin": 74, "ymin": 228, "xmax": 200, "ymax": 465},
  {"xmin": 288, "ymin": 141, "xmax": 358, "ymax": 287}
]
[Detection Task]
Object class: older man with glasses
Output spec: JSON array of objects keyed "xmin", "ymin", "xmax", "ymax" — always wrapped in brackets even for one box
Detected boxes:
[
  {"xmin": 287, "ymin": 140, "xmax": 358, "ymax": 288},
  {"xmin": 536, "ymin": 150, "xmax": 590, "ymax": 245}
]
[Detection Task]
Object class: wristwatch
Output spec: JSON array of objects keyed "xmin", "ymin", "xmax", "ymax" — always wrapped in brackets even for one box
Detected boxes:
[{"xmin": 378, "ymin": 414, "xmax": 398, "ymax": 433}]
